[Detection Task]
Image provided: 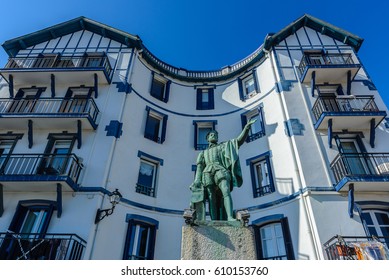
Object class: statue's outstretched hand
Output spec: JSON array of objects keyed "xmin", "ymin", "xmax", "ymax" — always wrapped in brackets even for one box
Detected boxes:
[{"xmin": 246, "ymin": 118, "xmax": 257, "ymax": 128}]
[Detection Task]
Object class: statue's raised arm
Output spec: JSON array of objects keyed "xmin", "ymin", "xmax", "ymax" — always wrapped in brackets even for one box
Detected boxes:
[{"xmin": 237, "ymin": 118, "xmax": 257, "ymax": 147}]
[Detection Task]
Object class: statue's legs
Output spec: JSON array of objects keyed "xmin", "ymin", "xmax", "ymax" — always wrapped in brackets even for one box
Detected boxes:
[
  {"xmin": 219, "ymin": 179, "xmax": 235, "ymax": 221},
  {"xmin": 206, "ymin": 185, "xmax": 218, "ymax": 220}
]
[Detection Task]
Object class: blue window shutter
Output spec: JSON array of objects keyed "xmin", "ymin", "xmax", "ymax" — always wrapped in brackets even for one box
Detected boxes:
[
  {"xmin": 208, "ymin": 88, "xmax": 214, "ymax": 109},
  {"xmin": 144, "ymin": 107, "xmax": 151, "ymax": 139},
  {"xmin": 252, "ymin": 69, "xmax": 260, "ymax": 93},
  {"xmin": 241, "ymin": 113, "xmax": 248, "ymax": 143},
  {"xmin": 164, "ymin": 80, "xmax": 171, "ymax": 103},
  {"xmin": 193, "ymin": 121, "xmax": 198, "ymax": 149},
  {"xmin": 259, "ymin": 107, "xmax": 265, "ymax": 135},
  {"xmin": 238, "ymin": 78, "xmax": 244, "ymax": 101},
  {"xmin": 249, "ymin": 161, "xmax": 258, "ymax": 198},
  {"xmin": 160, "ymin": 115, "xmax": 168, "ymax": 143},
  {"xmin": 196, "ymin": 88, "xmax": 202, "ymax": 110},
  {"xmin": 281, "ymin": 217, "xmax": 295, "ymax": 260}
]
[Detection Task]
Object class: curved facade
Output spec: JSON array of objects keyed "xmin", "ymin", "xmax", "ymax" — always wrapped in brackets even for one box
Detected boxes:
[{"xmin": 0, "ymin": 14, "xmax": 388, "ymax": 260}]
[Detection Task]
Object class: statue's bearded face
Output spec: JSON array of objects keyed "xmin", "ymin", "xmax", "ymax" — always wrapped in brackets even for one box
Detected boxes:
[{"xmin": 207, "ymin": 131, "xmax": 218, "ymax": 143}]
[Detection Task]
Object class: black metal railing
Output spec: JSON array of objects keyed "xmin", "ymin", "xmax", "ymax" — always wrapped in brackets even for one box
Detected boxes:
[
  {"xmin": 4, "ymin": 54, "xmax": 113, "ymax": 79},
  {"xmin": 323, "ymin": 235, "xmax": 389, "ymax": 260},
  {"xmin": 0, "ymin": 232, "xmax": 86, "ymax": 260},
  {"xmin": 312, "ymin": 95, "xmax": 380, "ymax": 122},
  {"xmin": 254, "ymin": 184, "xmax": 275, "ymax": 198},
  {"xmin": 135, "ymin": 183, "xmax": 155, "ymax": 197},
  {"xmin": 331, "ymin": 153, "xmax": 389, "ymax": 183},
  {"xmin": 298, "ymin": 53, "xmax": 356, "ymax": 77},
  {"xmin": 0, "ymin": 153, "xmax": 83, "ymax": 185},
  {"xmin": 0, "ymin": 97, "xmax": 99, "ymax": 124}
]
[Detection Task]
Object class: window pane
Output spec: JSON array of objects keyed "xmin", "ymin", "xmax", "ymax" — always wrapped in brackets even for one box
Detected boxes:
[
  {"xmin": 151, "ymin": 79, "xmax": 165, "ymax": 100},
  {"xmin": 145, "ymin": 115, "xmax": 160, "ymax": 141},
  {"xmin": 245, "ymin": 78, "xmax": 255, "ymax": 94},
  {"xmin": 202, "ymin": 90, "xmax": 209, "ymax": 103},
  {"xmin": 138, "ymin": 162, "xmax": 154, "ymax": 188},
  {"xmin": 375, "ymin": 212, "xmax": 389, "ymax": 225},
  {"xmin": 250, "ymin": 115, "xmax": 263, "ymax": 135},
  {"xmin": 137, "ymin": 226, "xmax": 150, "ymax": 259},
  {"xmin": 198, "ymin": 127, "xmax": 212, "ymax": 145},
  {"xmin": 361, "ymin": 212, "xmax": 373, "ymax": 225}
]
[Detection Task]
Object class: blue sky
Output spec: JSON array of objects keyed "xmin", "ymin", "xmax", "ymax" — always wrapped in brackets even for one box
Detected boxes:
[{"xmin": 0, "ymin": 0, "xmax": 388, "ymax": 106}]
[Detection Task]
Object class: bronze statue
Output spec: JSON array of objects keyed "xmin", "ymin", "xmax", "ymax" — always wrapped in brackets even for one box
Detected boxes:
[{"xmin": 190, "ymin": 119, "xmax": 256, "ymax": 221}]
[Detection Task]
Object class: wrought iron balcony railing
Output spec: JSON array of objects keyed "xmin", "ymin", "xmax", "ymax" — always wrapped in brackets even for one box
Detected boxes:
[
  {"xmin": 135, "ymin": 183, "xmax": 155, "ymax": 197},
  {"xmin": 0, "ymin": 232, "xmax": 86, "ymax": 260},
  {"xmin": 0, "ymin": 153, "xmax": 83, "ymax": 185},
  {"xmin": 330, "ymin": 153, "xmax": 389, "ymax": 183},
  {"xmin": 323, "ymin": 235, "xmax": 389, "ymax": 260},
  {"xmin": 312, "ymin": 95, "xmax": 380, "ymax": 122},
  {"xmin": 298, "ymin": 53, "xmax": 356, "ymax": 77},
  {"xmin": 0, "ymin": 97, "xmax": 99, "ymax": 127},
  {"xmin": 3, "ymin": 54, "xmax": 113, "ymax": 80}
]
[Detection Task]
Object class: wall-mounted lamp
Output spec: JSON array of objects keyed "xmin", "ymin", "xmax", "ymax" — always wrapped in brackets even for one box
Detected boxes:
[{"xmin": 95, "ymin": 189, "xmax": 122, "ymax": 224}]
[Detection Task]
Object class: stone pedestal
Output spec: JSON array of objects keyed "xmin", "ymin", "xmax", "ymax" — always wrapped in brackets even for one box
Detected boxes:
[{"xmin": 181, "ymin": 221, "xmax": 257, "ymax": 260}]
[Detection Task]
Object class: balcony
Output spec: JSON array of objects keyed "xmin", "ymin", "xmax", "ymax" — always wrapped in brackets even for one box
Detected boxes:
[
  {"xmin": 330, "ymin": 153, "xmax": 389, "ymax": 191},
  {"xmin": 298, "ymin": 52, "xmax": 360, "ymax": 83},
  {"xmin": 323, "ymin": 235, "xmax": 389, "ymax": 260},
  {"xmin": 0, "ymin": 54, "xmax": 113, "ymax": 86},
  {"xmin": 0, "ymin": 153, "xmax": 83, "ymax": 192},
  {"xmin": 0, "ymin": 97, "xmax": 99, "ymax": 130},
  {"xmin": 0, "ymin": 232, "xmax": 86, "ymax": 260},
  {"xmin": 312, "ymin": 95, "xmax": 386, "ymax": 131}
]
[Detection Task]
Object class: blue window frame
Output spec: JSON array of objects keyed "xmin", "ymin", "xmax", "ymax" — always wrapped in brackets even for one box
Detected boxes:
[
  {"xmin": 196, "ymin": 87, "xmax": 214, "ymax": 110},
  {"xmin": 150, "ymin": 72, "xmax": 171, "ymax": 103},
  {"xmin": 0, "ymin": 200, "xmax": 56, "ymax": 259},
  {"xmin": 241, "ymin": 106, "xmax": 265, "ymax": 142},
  {"xmin": 136, "ymin": 151, "xmax": 163, "ymax": 197},
  {"xmin": 246, "ymin": 151, "xmax": 274, "ymax": 198},
  {"xmin": 253, "ymin": 215, "xmax": 294, "ymax": 260},
  {"xmin": 238, "ymin": 69, "xmax": 259, "ymax": 101},
  {"xmin": 144, "ymin": 106, "xmax": 168, "ymax": 144},
  {"xmin": 123, "ymin": 214, "xmax": 159, "ymax": 260},
  {"xmin": 193, "ymin": 120, "xmax": 217, "ymax": 150}
]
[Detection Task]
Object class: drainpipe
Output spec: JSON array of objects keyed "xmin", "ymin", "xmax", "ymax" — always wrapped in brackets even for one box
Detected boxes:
[
  {"xmin": 265, "ymin": 48, "xmax": 322, "ymax": 260},
  {"xmin": 87, "ymin": 48, "xmax": 136, "ymax": 259}
]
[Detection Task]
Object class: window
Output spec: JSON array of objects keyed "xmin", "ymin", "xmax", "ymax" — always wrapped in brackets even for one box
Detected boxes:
[
  {"xmin": 241, "ymin": 106, "xmax": 265, "ymax": 142},
  {"xmin": 37, "ymin": 134, "xmax": 76, "ymax": 175},
  {"xmin": 0, "ymin": 134, "xmax": 22, "ymax": 174},
  {"xmin": 0, "ymin": 200, "xmax": 56, "ymax": 259},
  {"xmin": 144, "ymin": 107, "xmax": 168, "ymax": 144},
  {"xmin": 82, "ymin": 52, "xmax": 105, "ymax": 68},
  {"xmin": 246, "ymin": 152, "xmax": 274, "ymax": 198},
  {"xmin": 60, "ymin": 86, "xmax": 94, "ymax": 113},
  {"xmin": 193, "ymin": 120, "xmax": 217, "ymax": 150},
  {"xmin": 253, "ymin": 216, "xmax": 294, "ymax": 260},
  {"xmin": 33, "ymin": 53, "xmax": 59, "ymax": 68},
  {"xmin": 150, "ymin": 73, "xmax": 171, "ymax": 103},
  {"xmin": 123, "ymin": 215, "xmax": 158, "ymax": 260},
  {"xmin": 196, "ymin": 87, "xmax": 214, "ymax": 110},
  {"xmin": 136, "ymin": 151, "xmax": 163, "ymax": 197},
  {"xmin": 7, "ymin": 86, "xmax": 46, "ymax": 113},
  {"xmin": 238, "ymin": 69, "xmax": 259, "ymax": 100},
  {"xmin": 361, "ymin": 209, "xmax": 389, "ymax": 244}
]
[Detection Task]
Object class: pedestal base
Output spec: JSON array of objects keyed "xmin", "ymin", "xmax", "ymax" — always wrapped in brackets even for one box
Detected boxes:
[{"xmin": 181, "ymin": 221, "xmax": 257, "ymax": 260}]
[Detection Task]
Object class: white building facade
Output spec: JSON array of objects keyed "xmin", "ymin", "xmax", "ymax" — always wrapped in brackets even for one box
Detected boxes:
[{"xmin": 0, "ymin": 14, "xmax": 388, "ymax": 260}]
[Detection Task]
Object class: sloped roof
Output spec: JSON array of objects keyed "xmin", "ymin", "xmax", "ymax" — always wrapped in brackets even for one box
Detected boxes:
[
  {"xmin": 2, "ymin": 14, "xmax": 364, "ymax": 82},
  {"xmin": 263, "ymin": 14, "xmax": 363, "ymax": 51},
  {"xmin": 2, "ymin": 16, "xmax": 142, "ymax": 57}
]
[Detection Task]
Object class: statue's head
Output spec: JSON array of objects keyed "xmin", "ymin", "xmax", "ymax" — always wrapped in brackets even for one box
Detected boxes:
[{"xmin": 206, "ymin": 130, "xmax": 218, "ymax": 143}]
